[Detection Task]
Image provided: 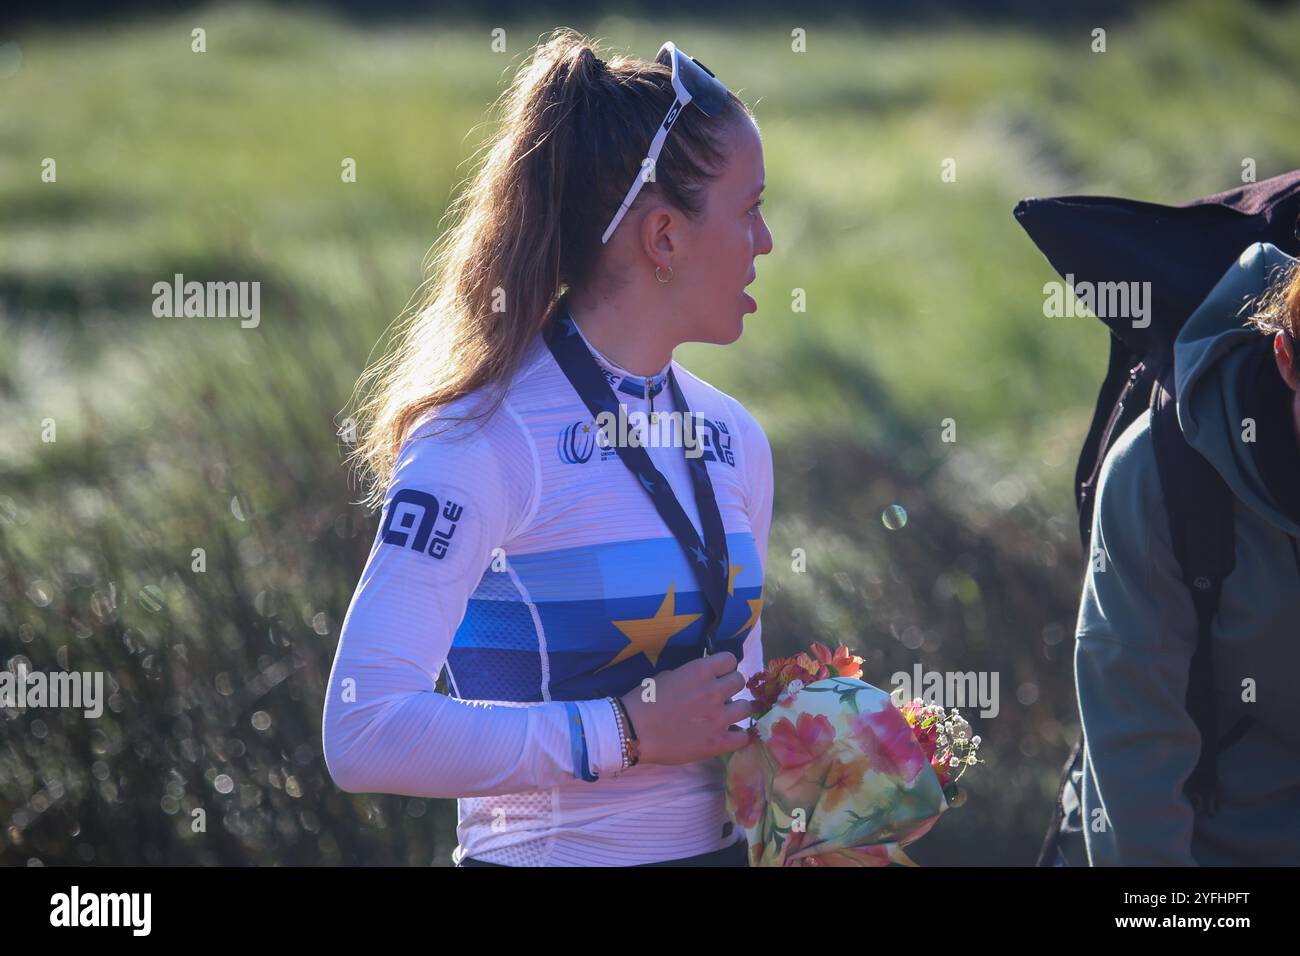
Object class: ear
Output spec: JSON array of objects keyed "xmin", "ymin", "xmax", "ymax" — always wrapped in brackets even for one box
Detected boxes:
[
  {"xmin": 638, "ymin": 204, "xmax": 678, "ymax": 270},
  {"xmin": 1274, "ymin": 331, "xmax": 1300, "ymax": 391}
]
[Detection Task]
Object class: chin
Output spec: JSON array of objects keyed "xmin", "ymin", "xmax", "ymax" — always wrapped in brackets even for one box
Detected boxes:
[
  {"xmin": 690, "ymin": 304, "xmax": 746, "ymax": 346},
  {"xmin": 710, "ymin": 316, "xmax": 745, "ymax": 346}
]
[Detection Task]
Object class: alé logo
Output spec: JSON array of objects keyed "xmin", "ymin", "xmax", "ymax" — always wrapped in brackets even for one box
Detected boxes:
[{"xmin": 380, "ymin": 489, "xmax": 464, "ymax": 559}]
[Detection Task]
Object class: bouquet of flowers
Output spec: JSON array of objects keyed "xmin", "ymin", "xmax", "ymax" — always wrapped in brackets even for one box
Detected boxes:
[{"xmin": 724, "ymin": 642, "xmax": 983, "ymax": 867}]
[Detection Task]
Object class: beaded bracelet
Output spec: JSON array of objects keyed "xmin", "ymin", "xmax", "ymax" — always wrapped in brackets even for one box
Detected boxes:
[
  {"xmin": 611, "ymin": 695, "xmax": 640, "ymax": 768},
  {"xmin": 607, "ymin": 696, "xmax": 630, "ymax": 771}
]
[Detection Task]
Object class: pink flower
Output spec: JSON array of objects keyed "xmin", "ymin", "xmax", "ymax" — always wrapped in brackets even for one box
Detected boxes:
[
  {"xmin": 725, "ymin": 735, "xmax": 768, "ymax": 829},
  {"xmin": 767, "ymin": 712, "xmax": 837, "ymax": 799},
  {"xmin": 847, "ymin": 706, "xmax": 927, "ymax": 784}
]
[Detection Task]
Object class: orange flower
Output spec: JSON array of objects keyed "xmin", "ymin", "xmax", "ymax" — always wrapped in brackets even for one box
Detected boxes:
[
  {"xmin": 830, "ymin": 645, "xmax": 864, "ymax": 679},
  {"xmin": 747, "ymin": 644, "xmax": 865, "ymax": 721},
  {"xmin": 749, "ymin": 653, "xmax": 821, "ymax": 719},
  {"xmin": 820, "ymin": 749, "xmax": 872, "ymax": 813},
  {"xmin": 778, "ymin": 657, "xmax": 819, "ymax": 686},
  {"xmin": 791, "ymin": 651, "xmax": 826, "ymax": 681}
]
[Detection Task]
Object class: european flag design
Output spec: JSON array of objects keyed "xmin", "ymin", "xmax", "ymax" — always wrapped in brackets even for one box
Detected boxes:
[{"xmin": 446, "ymin": 531, "xmax": 764, "ymax": 701}]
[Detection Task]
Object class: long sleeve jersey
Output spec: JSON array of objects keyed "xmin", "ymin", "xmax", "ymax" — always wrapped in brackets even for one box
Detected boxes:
[{"xmin": 322, "ymin": 316, "xmax": 774, "ymax": 865}]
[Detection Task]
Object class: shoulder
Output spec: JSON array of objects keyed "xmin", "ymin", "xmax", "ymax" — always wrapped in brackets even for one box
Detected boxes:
[
  {"xmin": 400, "ymin": 392, "xmax": 509, "ymax": 469},
  {"xmin": 673, "ymin": 363, "xmax": 772, "ymax": 513},
  {"xmin": 1096, "ymin": 408, "xmax": 1161, "ymax": 510},
  {"xmin": 1092, "ymin": 408, "xmax": 1169, "ymax": 570},
  {"xmin": 672, "ymin": 363, "xmax": 771, "ymax": 460},
  {"xmin": 399, "ymin": 351, "xmax": 544, "ymax": 466},
  {"xmin": 1080, "ymin": 408, "xmax": 1202, "ymax": 651},
  {"xmin": 390, "ymin": 386, "xmax": 539, "ymax": 533}
]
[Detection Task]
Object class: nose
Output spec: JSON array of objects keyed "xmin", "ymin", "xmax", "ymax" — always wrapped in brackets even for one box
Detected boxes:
[{"xmin": 755, "ymin": 211, "xmax": 774, "ymax": 257}]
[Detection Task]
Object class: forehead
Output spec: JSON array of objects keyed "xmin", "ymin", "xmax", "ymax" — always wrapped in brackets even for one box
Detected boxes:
[{"xmin": 716, "ymin": 116, "xmax": 764, "ymax": 195}]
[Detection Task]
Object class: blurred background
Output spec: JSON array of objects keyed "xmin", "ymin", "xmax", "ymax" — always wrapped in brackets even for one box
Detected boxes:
[{"xmin": 2, "ymin": 0, "xmax": 1298, "ymax": 866}]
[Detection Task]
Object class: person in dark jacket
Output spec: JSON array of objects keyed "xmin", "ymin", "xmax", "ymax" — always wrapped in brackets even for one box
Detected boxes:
[{"xmin": 1075, "ymin": 242, "xmax": 1300, "ymax": 865}]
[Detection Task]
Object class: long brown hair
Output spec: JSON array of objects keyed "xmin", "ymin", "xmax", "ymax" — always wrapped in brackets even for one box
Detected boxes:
[{"xmin": 344, "ymin": 28, "xmax": 754, "ymax": 511}]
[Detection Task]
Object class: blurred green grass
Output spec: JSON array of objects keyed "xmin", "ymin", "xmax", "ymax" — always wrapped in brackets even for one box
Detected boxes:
[{"xmin": 2, "ymin": 0, "xmax": 1298, "ymax": 865}]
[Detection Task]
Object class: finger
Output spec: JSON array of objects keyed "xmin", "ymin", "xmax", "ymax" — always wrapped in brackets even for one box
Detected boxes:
[
  {"xmin": 704, "ymin": 650, "xmax": 738, "ymax": 677},
  {"xmin": 716, "ymin": 725, "xmax": 754, "ymax": 755},
  {"xmin": 715, "ymin": 670, "xmax": 746, "ymax": 705},
  {"xmin": 710, "ymin": 662, "xmax": 746, "ymax": 699},
  {"xmin": 721, "ymin": 697, "xmax": 752, "ymax": 725},
  {"xmin": 727, "ymin": 669, "xmax": 748, "ymax": 696}
]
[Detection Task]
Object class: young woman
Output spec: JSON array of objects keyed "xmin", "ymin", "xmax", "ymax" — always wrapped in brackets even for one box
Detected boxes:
[{"xmin": 323, "ymin": 29, "xmax": 775, "ymax": 867}]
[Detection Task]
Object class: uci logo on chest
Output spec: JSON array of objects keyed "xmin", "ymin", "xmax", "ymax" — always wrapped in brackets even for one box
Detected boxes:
[
  {"xmin": 381, "ymin": 489, "xmax": 463, "ymax": 559},
  {"xmin": 557, "ymin": 420, "xmax": 616, "ymax": 464}
]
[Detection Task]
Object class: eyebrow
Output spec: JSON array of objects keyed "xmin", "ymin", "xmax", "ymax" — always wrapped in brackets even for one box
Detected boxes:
[{"xmin": 747, "ymin": 183, "xmax": 765, "ymax": 200}]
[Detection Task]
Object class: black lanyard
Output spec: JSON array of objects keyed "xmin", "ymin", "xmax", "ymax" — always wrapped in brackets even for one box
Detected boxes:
[{"xmin": 544, "ymin": 300, "xmax": 731, "ymax": 654}]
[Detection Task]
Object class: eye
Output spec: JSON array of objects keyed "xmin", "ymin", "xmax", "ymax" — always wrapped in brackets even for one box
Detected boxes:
[{"xmin": 749, "ymin": 198, "xmax": 764, "ymax": 216}]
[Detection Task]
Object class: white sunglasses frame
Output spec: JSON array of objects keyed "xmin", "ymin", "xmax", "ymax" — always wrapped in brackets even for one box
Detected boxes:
[{"xmin": 599, "ymin": 42, "xmax": 724, "ymax": 245}]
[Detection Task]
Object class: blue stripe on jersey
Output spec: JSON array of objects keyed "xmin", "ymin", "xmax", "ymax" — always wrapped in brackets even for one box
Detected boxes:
[
  {"xmin": 485, "ymin": 532, "xmax": 762, "ymax": 602},
  {"xmin": 446, "ymin": 531, "xmax": 763, "ymax": 701}
]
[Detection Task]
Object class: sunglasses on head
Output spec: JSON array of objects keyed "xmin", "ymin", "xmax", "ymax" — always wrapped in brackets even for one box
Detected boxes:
[{"xmin": 600, "ymin": 41, "xmax": 730, "ymax": 245}]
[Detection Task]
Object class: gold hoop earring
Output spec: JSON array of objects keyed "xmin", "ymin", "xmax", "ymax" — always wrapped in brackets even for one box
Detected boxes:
[{"xmin": 655, "ymin": 265, "xmax": 674, "ymax": 284}]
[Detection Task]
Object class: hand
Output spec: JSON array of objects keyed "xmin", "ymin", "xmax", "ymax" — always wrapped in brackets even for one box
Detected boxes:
[{"xmin": 619, "ymin": 651, "xmax": 752, "ymax": 766}]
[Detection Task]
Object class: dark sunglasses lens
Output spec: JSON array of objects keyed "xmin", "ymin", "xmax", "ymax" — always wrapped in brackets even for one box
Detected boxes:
[{"xmin": 676, "ymin": 52, "xmax": 728, "ymax": 116}]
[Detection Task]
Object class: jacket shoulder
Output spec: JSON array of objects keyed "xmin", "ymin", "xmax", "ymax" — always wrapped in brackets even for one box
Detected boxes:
[
  {"xmin": 1096, "ymin": 408, "xmax": 1162, "ymax": 516},
  {"xmin": 1088, "ymin": 408, "xmax": 1172, "ymax": 595}
]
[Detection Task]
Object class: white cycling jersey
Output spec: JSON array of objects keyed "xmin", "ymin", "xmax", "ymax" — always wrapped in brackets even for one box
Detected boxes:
[{"xmin": 322, "ymin": 305, "xmax": 773, "ymax": 865}]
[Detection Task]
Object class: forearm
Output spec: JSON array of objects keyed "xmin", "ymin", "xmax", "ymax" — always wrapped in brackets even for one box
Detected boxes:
[{"xmin": 323, "ymin": 667, "xmax": 623, "ymax": 798}]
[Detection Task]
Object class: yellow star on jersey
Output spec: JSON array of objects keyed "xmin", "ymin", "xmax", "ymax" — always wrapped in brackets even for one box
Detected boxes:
[
  {"xmin": 728, "ymin": 593, "xmax": 764, "ymax": 640},
  {"xmin": 725, "ymin": 561, "xmax": 745, "ymax": 596},
  {"xmin": 596, "ymin": 582, "xmax": 702, "ymax": 671}
]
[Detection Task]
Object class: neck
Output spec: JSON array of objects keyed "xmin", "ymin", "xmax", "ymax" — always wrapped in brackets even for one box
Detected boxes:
[{"xmin": 563, "ymin": 290, "xmax": 675, "ymax": 377}]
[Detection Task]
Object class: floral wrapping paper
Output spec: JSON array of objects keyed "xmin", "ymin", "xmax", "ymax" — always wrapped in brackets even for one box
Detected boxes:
[{"xmin": 724, "ymin": 677, "xmax": 951, "ymax": 867}]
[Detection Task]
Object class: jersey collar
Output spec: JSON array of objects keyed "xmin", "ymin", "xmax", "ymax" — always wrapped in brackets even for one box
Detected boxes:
[{"xmin": 560, "ymin": 303, "xmax": 671, "ymax": 401}]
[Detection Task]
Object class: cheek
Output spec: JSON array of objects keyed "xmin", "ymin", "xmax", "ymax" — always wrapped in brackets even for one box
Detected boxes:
[
  {"xmin": 720, "ymin": 221, "xmax": 756, "ymax": 268},
  {"xmin": 686, "ymin": 221, "xmax": 752, "ymax": 292}
]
